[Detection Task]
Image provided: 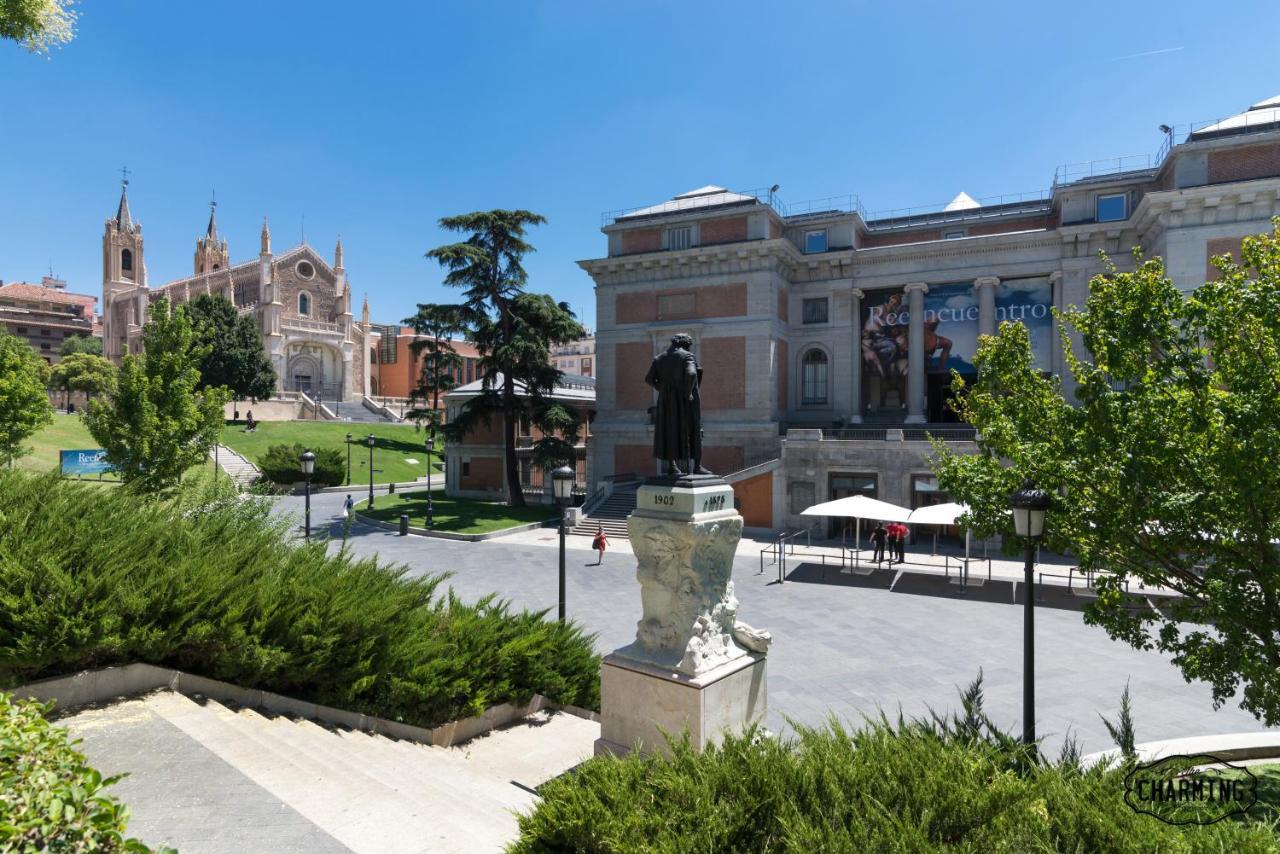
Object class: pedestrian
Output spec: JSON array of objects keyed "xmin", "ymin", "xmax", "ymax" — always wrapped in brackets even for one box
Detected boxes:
[
  {"xmin": 886, "ymin": 522, "xmax": 901, "ymax": 564},
  {"xmin": 592, "ymin": 525, "xmax": 608, "ymax": 565},
  {"xmin": 343, "ymin": 494, "xmax": 354, "ymax": 519},
  {"xmin": 871, "ymin": 521, "xmax": 887, "ymax": 563},
  {"xmin": 897, "ymin": 522, "xmax": 910, "ymax": 563},
  {"xmin": 245, "ymin": 410, "xmax": 256, "ymax": 433}
]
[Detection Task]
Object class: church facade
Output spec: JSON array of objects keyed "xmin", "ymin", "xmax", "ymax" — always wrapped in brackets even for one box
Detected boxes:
[{"xmin": 101, "ymin": 184, "xmax": 370, "ymax": 401}]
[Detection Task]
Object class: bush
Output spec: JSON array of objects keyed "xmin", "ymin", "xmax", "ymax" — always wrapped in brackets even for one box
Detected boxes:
[
  {"xmin": 257, "ymin": 442, "xmax": 344, "ymax": 487},
  {"xmin": 0, "ymin": 471, "xmax": 600, "ymax": 727},
  {"xmin": 513, "ymin": 677, "xmax": 1279, "ymax": 853},
  {"xmin": 0, "ymin": 692, "xmax": 154, "ymax": 852}
]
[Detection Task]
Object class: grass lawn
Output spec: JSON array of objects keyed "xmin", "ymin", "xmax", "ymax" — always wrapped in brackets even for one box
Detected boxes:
[
  {"xmin": 16, "ymin": 413, "xmax": 120, "ymax": 481},
  {"xmin": 220, "ymin": 421, "xmax": 442, "ymax": 485},
  {"xmin": 357, "ymin": 490, "xmax": 554, "ymax": 535}
]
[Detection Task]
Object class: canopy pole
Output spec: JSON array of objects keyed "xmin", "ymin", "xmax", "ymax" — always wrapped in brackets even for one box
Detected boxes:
[{"xmin": 855, "ymin": 517, "xmax": 861, "ymax": 569}]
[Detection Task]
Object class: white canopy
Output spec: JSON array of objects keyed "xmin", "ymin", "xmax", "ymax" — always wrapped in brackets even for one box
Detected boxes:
[
  {"xmin": 800, "ymin": 494, "xmax": 912, "ymax": 523},
  {"xmin": 907, "ymin": 502, "xmax": 968, "ymax": 526}
]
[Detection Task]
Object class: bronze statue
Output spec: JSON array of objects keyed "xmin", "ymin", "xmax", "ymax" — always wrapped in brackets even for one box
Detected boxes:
[{"xmin": 644, "ymin": 334, "xmax": 712, "ymax": 476}]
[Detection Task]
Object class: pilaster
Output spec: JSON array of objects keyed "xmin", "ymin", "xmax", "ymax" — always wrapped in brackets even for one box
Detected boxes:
[
  {"xmin": 849, "ymin": 287, "xmax": 864, "ymax": 423},
  {"xmin": 904, "ymin": 282, "xmax": 928, "ymax": 423},
  {"xmin": 974, "ymin": 276, "xmax": 999, "ymax": 339}
]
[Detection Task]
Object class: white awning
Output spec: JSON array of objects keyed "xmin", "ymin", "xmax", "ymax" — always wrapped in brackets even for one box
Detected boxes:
[
  {"xmin": 800, "ymin": 494, "xmax": 912, "ymax": 523},
  {"xmin": 907, "ymin": 502, "xmax": 968, "ymax": 526}
]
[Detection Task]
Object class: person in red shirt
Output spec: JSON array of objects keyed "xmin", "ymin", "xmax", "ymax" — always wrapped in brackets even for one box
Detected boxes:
[
  {"xmin": 592, "ymin": 525, "xmax": 608, "ymax": 565},
  {"xmin": 895, "ymin": 522, "xmax": 910, "ymax": 563},
  {"xmin": 885, "ymin": 522, "xmax": 901, "ymax": 564}
]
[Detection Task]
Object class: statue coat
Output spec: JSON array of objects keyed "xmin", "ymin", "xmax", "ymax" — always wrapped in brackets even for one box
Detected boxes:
[{"xmin": 645, "ymin": 346, "xmax": 702, "ymax": 464}]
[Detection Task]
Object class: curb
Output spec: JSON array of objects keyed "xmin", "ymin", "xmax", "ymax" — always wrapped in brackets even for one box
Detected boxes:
[{"xmin": 354, "ymin": 511, "xmax": 552, "ymax": 542}]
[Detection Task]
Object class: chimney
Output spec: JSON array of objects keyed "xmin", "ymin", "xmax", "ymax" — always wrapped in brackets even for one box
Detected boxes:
[{"xmin": 42, "ymin": 275, "xmax": 68, "ymax": 291}]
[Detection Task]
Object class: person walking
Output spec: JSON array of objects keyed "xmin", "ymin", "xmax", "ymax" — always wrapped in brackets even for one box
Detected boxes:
[
  {"xmin": 896, "ymin": 522, "xmax": 910, "ymax": 563},
  {"xmin": 592, "ymin": 525, "xmax": 608, "ymax": 565},
  {"xmin": 871, "ymin": 521, "xmax": 887, "ymax": 564},
  {"xmin": 343, "ymin": 494, "xmax": 354, "ymax": 519},
  {"xmin": 245, "ymin": 410, "xmax": 256, "ymax": 433}
]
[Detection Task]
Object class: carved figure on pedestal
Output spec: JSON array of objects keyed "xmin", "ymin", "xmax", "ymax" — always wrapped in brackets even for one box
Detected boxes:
[{"xmin": 645, "ymin": 334, "xmax": 711, "ymax": 476}]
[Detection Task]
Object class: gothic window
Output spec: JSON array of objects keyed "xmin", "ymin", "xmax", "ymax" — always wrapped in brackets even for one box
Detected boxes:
[
  {"xmin": 121, "ymin": 249, "xmax": 133, "ymax": 273},
  {"xmin": 802, "ymin": 348, "xmax": 829, "ymax": 405},
  {"xmin": 298, "ymin": 292, "xmax": 311, "ymax": 316}
]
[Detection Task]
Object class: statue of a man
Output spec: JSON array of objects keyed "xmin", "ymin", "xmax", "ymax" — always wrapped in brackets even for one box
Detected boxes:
[{"xmin": 644, "ymin": 334, "xmax": 712, "ymax": 476}]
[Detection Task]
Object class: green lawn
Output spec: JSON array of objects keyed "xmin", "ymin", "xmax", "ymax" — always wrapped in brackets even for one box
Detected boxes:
[
  {"xmin": 16, "ymin": 413, "xmax": 120, "ymax": 481},
  {"xmin": 219, "ymin": 421, "xmax": 442, "ymax": 485},
  {"xmin": 357, "ymin": 491, "xmax": 554, "ymax": 535}
]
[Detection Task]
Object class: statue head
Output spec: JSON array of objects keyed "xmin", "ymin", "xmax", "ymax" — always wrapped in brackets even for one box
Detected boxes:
[{"xmin": 670, "ymin": 333, "xmax": 693, "ymax": 351}]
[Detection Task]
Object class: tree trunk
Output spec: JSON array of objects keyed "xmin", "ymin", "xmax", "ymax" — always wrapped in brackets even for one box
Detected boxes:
[{"xmin": 503, "ymin": 372, "xmax": 524, "ymax": 507}]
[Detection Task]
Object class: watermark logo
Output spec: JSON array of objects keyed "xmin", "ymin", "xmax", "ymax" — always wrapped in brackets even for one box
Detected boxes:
[{"xmin": 1124, "ymin": 753, "xmax": 1257, "ymax": 825}]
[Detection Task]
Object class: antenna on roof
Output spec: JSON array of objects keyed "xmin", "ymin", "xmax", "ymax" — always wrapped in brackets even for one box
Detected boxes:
[
  {"xmin": 301, "ymin": 214, "xmax": 305, "ymax": 245},
  {"xmin": 120, "ymin": 165, "xmax": 130, "ymax": 189}
]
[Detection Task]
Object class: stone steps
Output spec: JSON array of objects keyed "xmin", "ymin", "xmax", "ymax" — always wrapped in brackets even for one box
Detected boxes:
[
  {"xmin": 211, "ymin": 445, "xmax": 260, "ymax": 489},
  {"xmin": 571, "ymin": 485, "xmax": 639, "ymax": 539},
  {"xmin": 62, "ymin": 690, "xmax": 599, "ymax": 853}
]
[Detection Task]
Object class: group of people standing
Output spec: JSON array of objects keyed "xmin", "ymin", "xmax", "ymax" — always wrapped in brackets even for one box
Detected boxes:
[{"xmin": 870, "ymin": 520, "xmax": 910, "ymax": 564}]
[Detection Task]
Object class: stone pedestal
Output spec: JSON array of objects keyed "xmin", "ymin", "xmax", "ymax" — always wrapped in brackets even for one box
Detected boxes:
[{"xmin": 595, "ymin": 476, "xmax": 770, "ymax": 758}]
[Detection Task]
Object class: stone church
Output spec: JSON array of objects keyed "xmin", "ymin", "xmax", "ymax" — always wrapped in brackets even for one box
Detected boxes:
[{"xmin": 101, "ymin": 182, "xmax": 370, "ymax": 401}]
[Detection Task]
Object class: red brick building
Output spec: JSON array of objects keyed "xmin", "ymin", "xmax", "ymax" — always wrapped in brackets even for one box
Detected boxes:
[{"xmin": 0, "ymin": 276, "xmax": 100, "ymax": 364}]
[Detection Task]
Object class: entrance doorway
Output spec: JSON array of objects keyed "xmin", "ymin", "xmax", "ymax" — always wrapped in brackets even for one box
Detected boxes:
[
  {"xmin": 926, "ymin": 373, "xmax": 970, "ymax": 423},
  {"xmin": 828, "ymin": 473, "xmax": 877, "ymax": 539},
  {"xmin": 292, "ymin": 374, "xmax": 312, "ymax": 394}
]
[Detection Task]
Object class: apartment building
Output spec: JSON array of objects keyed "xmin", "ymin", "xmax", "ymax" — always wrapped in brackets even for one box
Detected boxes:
[{"xmin": 0, "ymin": 276, "xmax": 100, "ymax": 364}]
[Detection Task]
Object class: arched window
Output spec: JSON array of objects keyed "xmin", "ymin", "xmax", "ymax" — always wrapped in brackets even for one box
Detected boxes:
[
  {"xmin": 298, "ymin": 292, "xmax": 311, "ymax": 316},
  {"xmin": 802, "ymin": 349, "xmax": 829, "ymax": 405},
  {"xmin": 121, "ymin": 249, "xmax": 133, "ymax": 273}
]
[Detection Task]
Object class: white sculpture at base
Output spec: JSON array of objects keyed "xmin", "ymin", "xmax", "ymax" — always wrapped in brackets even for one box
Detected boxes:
[{"xmin": 597, "ymin": 477, "xmax": 770, "ymax": 757}]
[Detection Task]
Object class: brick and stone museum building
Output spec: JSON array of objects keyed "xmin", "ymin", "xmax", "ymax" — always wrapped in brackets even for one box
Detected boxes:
[
  {"xmin": 100, "ymin": 184, "xmax": 370, "ymax": 401},
  {"xmin": 0, "ymin": 275, "xmax": 99, "ymax": 364},
  {"xmin": 580, "ymin": 95, "xmax": 1280, "ymax": 533}
]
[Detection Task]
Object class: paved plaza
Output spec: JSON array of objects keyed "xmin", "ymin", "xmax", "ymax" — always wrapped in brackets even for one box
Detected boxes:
[{"xmin": 279, "ymin": 490, "xmax": 1275, "ymax": 755}]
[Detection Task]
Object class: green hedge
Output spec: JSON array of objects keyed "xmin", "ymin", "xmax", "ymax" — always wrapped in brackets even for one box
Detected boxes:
[
  {"xmin": 0, "ymin": 692, "xmax": 154, "ymax": 852},
  {"xmin": 257, "ymin": 442, "xmax": 345, "ymax": 487},
  {"xmin": 0, "ymin": 471, "xmax": 600, "ymax": 726},
  {"xmin": 515, "ymin": 694, "xmax": 1279, "ymax": 852}
]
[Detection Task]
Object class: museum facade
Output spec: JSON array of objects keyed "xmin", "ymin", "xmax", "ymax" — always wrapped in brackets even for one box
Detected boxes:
[{"xmin": 580, "ymin": 95, "xmax": 1280, "ymax": 533}]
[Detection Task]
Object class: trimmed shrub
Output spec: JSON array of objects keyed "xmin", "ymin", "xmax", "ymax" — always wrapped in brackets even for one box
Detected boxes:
[
  {"xmin": 0, "ymin": 471, "xmax": 599, "ymax": 727},
  {"xmin": 0, "ymin": 692, "xmax": 154, "ymax": 852},
  {"xmin": 257, "ymin": 442, "xmax": 344, "ymax": 487}
]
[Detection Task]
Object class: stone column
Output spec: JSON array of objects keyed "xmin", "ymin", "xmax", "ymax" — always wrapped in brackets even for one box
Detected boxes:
[
  {"xmin": 904, "ymin": 282, "xmax": 928, "ymax": 424},
  {"xmin": 849, "ymin": 287, "xmax": 864, "ymax": 423},
  {"xmin": 975, "ymin": 276, "xmax": 999, "ymax": 339},
  {"xmin": 1048, "ymin": 271, "xmax": 1064, "ymax": 376}
]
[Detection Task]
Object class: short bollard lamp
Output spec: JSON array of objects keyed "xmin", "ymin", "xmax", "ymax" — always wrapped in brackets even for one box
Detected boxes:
[
  {"xmin": 552, "ymin": 464, "xmax": 576, "ymax": 624},
  {"xmin": 425, "ymin": 433, "xmax": 436, "ymax": 529},
  {"xmin": 366, "ymin": 434, "xmax": 376, "ymax": 509},
  {"xmin": 1009, "ymin": 478, "xmax": 1050, "ymax": 750},
  {"xmin": 300, "ymin": 448, "xmax": 316, "ymax": 541}
]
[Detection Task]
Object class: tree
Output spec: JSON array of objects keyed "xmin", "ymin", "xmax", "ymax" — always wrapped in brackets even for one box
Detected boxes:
[
  {"xmin": 85, "ymin": 298, "xmax": 229, "ymax": 494},
  {"xmin": 402, "ymin": 302, "xmax": 468, "ymax": 432},
  {"xmin": 48, "ymin": 352, "xmax": 115, "ymax": 408},
  {"xmin": 0, "ymin": 0, "xmax": 77, "ymax": 53},
  {"xmin": 59, "ymin": 334, "xmax": 102, "ymax": 358},
  {"xmin": 428, "ymin": 211, "xmax": 585, "ymax": 506},
  {"xmin": 931, "ymin": 221, "xmax": 1280, "ymax": 724},
  {"xmin": 185, "ymin": 294, "xmax": 277, "ymax": 401},
  {"xmin": 0, "ymin": 329, "xmax": 53, "ymax": 464}
]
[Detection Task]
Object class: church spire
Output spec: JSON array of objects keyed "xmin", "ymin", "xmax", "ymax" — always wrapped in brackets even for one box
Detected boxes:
[
  {"xmin": 361, "ymin": 293, "xmax": 370, "ymax": 328},
  {"xmin": 334, "ymin": 235, "xmax": 344, "ymax": 269},
  {"xmin": 115, "ymin": 170, "xmax": 135, "ymax": 233},
  {"xmin": 205, "ymin": 192, "xmax": 219, "ymax": 242},
  {"xmin": 260, "ymin": 215, "xmax": 271, "ymax": 254}
]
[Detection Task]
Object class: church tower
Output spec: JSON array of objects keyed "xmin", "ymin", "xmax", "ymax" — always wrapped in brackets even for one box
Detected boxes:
[
  {"xmin": 102, "ymin": 175, "xmax": 148, "ymax": 362},
  {"xmin": 194, "ymin": 197, "xmax": 229, "ymax": 275}
]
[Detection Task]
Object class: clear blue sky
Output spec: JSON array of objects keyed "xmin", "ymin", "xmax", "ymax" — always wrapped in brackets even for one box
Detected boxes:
[{"xmin": 2, "ymin": 1, "xmax": 1277, "ymax": 329}]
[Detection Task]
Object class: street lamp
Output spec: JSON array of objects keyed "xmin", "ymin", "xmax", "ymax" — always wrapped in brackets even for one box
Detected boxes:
[
  {"xmin": 300, "ymin": 448, "xmax": 316, "ymax": 540},
  {"xmin": 366, "ymin": 434, "xmax": 376, "ymax": 509},
  {"xmin": 425, "ymin": 432, "xmax": 436, "ymax": 529},
  {"xmin": 1009, "ymin": 477, "xmax": 1050, "ymax": 749},
  {"xmin": 345, "ymin": 432, "xmax": 352, "ymax": 485},
  {"xmin": 552, "ymin": 464, "xmax": 576, "ymax": 624}
]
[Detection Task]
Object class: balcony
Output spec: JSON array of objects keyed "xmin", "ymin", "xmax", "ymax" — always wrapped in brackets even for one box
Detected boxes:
[
  {"xmin": 283, "ymin": 317, "xmax": 343, "ymax": 335},
  {"xmin": 786, "ymin": 425, "xmax": 977, "ymax": 443}
]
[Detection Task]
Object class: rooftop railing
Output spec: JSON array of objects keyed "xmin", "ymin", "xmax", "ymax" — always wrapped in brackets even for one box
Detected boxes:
[
  {"xmin": 863, "ymin": 191, "xmax": 1051, "ymax": 230},
  {"xmin": 602, "ymin": 188, "xmax": 866, "ymax": 227}
]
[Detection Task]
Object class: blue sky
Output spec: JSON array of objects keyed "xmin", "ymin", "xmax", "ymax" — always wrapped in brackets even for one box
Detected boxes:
[{"xmin": 1, "ymin": 0, "xmax": 1277, "ymax": 329}]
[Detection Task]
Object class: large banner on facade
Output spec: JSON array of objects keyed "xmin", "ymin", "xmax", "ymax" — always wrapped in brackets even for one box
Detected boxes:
[
  {"xmin": 862, "ymin": 289, "xmax": 908, "ymax": 382},
  {"xmin": 921, "ymin": 283, "xmax": 979, "ymax": 375},
  {"xmin": 60, "ymin": 449, "xmax": 113, "ymax": 476},
  {"xmin": 995, "ymin": 277, "xmax": 1053, "ymax": 371}
]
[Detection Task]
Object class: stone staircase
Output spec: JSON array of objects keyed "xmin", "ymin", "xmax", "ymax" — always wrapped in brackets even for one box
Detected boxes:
[
  {"xmin": 570, "ymin": 482, "xmax": 639, "ymax": 540},
  {"xmin": 211, "ymin": 444, "xmax": 260, "ymax": 489},
  {"xmin": 331, "ymin": 399, "xmax": 395, "ymax": 423},
  {"xmin": 62, "ymin": 690, "xmax": 598, "ymax": 853}
]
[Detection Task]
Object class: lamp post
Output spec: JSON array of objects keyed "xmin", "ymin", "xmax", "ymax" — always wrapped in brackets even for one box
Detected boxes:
[
  {"xmin": 300, "ymin": 448, "xmax": 315, "ymax": 540},
  {"xmin": 1010, "ymin": 478, "xmax": 1049, "ymax": 750},
  {"xmin": 425, "ymin": 432, "xmax": 436, "ymax": 529},
  {"xmin": 345, "ymin": 432, "xmax": 352, "ymax": 485},
  {"xmin": 552, "ymin": 464, "xmax": 576, "ymax": 624},
  {"xmin": 366, "ymin": 434, "xmax": 376, "ymax": 509}
]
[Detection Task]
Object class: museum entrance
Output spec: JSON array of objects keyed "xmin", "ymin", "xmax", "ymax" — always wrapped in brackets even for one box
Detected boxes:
[
  {"xmin": 925, "ymin": 373, "xmax": 971, "ymax": 423},
  {"xmin": 828, "ymin": 473, "xmax": 877, "ymax": 539}
]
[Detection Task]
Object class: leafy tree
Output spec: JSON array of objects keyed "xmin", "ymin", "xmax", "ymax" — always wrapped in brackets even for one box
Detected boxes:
[
  {"xmin": 0, "ymin": 0, "xmax": 77, "ymax": 53},
  {"xmin": 402, "ymin": 302, "xmax": 468, "ymax": 432},
  {"xmin": 85, "ymin": 298, "xmax": 229, "ymax": 494},
  {"xmin": 258, "ymin": 442, "xmax": 344, "ymax": 487},
  {"xmin": 932, "ymin": 221, "xmax": 1280, "ymax": 724},
  {"xmin": 429, "ymin": 211, "xmax": 585, "ymax": 506},
  {"xmin": 59, "ymin": 333, "xmax": 102, "ymax": 357},
  {"xmin": 185, "ymin": 294, "xmax": 277, "ymax": 401},
  {"xmin": 48, "ymin": 352, "xmax": 115, "ymax": 408},
  {"xmin": 0, "ymin": 329, "xmax": 52, "ymax": 465}
]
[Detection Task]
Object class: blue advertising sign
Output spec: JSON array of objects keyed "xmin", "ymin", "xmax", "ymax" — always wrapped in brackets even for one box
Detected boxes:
[{"xmin": 60, "ymin": 449, "xmax": 114, "ymax": 476}]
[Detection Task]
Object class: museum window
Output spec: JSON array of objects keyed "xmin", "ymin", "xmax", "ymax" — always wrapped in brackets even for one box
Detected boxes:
[
  {"xmin": 581, "ymin": 357, "xmax": 592, "ymax": 377},
  {"xmin": 461, "ymin": 459, "xmax": 471, "ymax": 477},
  {"xmin": 942, "ymin": 229, "xmax": 966, "ymax": 240},
  {"xmin": 666, "ymin": 226, "xmax": 693, "ymax": 251},
  {"xmin": 1096, "ymin": 193, "xmax": 1129, "ymax": 223},
  {"xmin": 298, "ymin": 292, "xmax": 311, "ymax": 316},
  {"xmin": 801, "ymin": 348, "xmax": 829, "ymax": 405},
  {"xmin": 910, "ymin": 474, "xmax": 949, "ymax": 509},
  {"xmin": 802, "ymin": 297, "xmax": 829, "ymax": 325},
  {"xmin": 804, "ymin": 229, "xmax": 828, "ymax": 253},
  {"xmin": 121, "ymin": 249, "xmax": 133, "ymax": 273}
]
